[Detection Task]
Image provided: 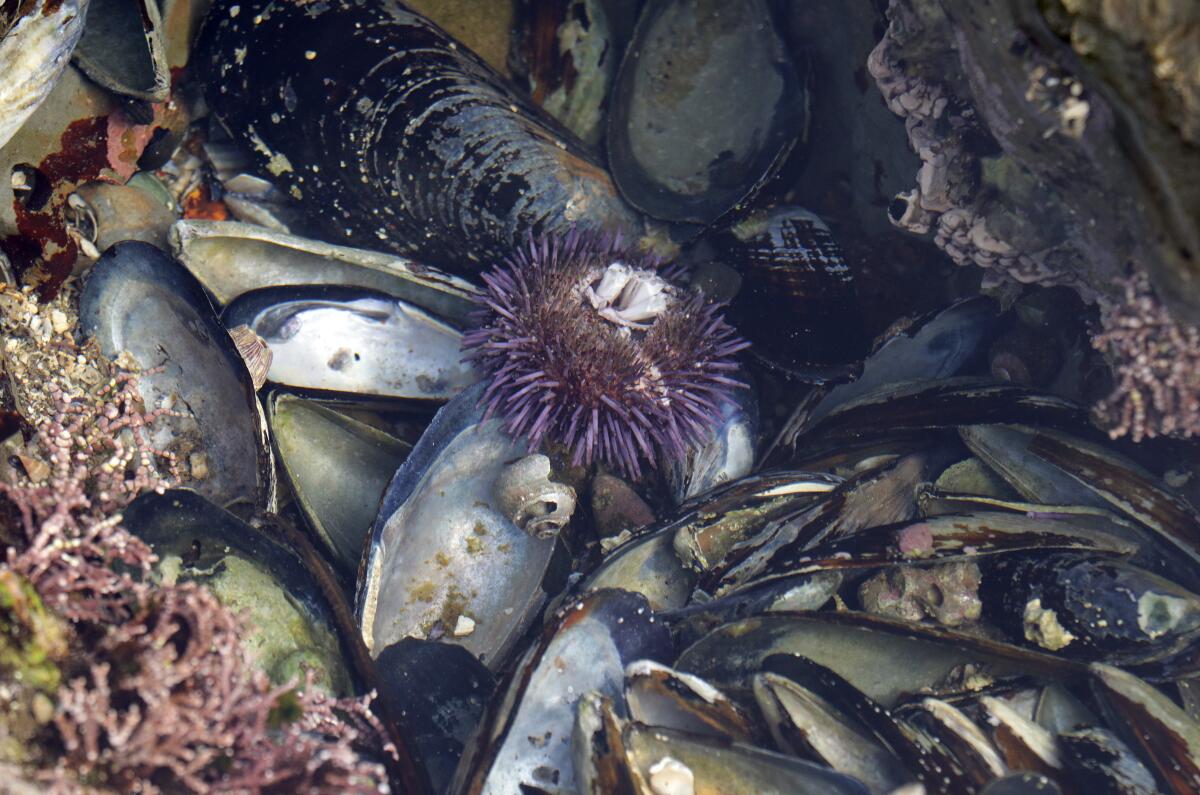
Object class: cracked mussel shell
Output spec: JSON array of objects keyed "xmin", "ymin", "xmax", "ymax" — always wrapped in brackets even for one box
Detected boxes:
[{"xmin": 196, "ymin": 0, "xmax": 642, "ymax": 272}]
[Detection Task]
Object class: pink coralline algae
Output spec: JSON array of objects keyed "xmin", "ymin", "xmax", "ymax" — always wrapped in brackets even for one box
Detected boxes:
[
  {"xmin": 1091, "ymin": 271, "xmax": 1200, "ymax": 442},
  {"xmin": 0, "ymin": 287, "xmax": 392, "ymax": 793}
]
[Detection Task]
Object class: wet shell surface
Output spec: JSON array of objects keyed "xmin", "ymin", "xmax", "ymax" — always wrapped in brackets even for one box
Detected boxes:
[
  {"xmin": 222, "ymin": 286, "xmax": 477, "ymax": 402},
  {"xmin": 196, "ymin": 0, "xmax": 643, "ymax": 272},
  {"xmin": 0, "ymin": 0, "xmax": 89, "ymax": 149},
  {"xmin": 607, "ymin": 0, "xmax": 806, "ymax": 224}
]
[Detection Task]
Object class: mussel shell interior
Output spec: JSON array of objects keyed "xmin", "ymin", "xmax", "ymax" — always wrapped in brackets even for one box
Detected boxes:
[
  {"xmin": 71, "ymin": 0, "xmax": 170, "ymax": 101},
  {"xmin": 267, "ymin": 392, "xmax": 411, "ymax": 582},
  {"xmin": 122, "ymin": 489, "xmax": 354, "ymax": 695},
  {"xmin": 608, "ymin": 0, "xmax": 806, "ymax": 223},
  {"xmin": 223, "ymin": 285, "xmax": 476, "ymax": 402}
]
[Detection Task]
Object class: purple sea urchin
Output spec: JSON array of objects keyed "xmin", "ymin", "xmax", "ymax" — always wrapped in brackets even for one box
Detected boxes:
[{"xmin": 462, "ymin": 232, "xmax": 749, "ymax": 477}]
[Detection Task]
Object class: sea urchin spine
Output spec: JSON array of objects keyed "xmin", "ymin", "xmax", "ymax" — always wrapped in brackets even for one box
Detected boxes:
[{"xmin": 462, "ymin": 231, "xmax": 749, "ymax": 477}]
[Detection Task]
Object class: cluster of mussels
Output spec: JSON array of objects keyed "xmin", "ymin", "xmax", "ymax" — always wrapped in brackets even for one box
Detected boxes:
[{"xmin": 1, "ymin": 0, "xmax": 1199, "ymax": 793}]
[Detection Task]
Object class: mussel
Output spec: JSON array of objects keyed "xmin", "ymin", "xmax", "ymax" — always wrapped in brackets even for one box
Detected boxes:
[
  {"xmin": 79, "ymin": 241, "xmax": 275, "ymax": 508},
  {"xmin": 607, "ymin": 0, "xmax": 807, "ymax": 224},
  {"xmin": 196, "ymin": 0, "xmax": 643, "ymax": 272},
  {"xmin": 0, "ymin": 0, "xmax": 89, "ymax": 149}
]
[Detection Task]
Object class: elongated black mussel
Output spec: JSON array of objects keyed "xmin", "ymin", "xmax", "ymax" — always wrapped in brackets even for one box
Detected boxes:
[{"xmin": 196, "ymin": 0, "xmax": 643, "ymax": 271}]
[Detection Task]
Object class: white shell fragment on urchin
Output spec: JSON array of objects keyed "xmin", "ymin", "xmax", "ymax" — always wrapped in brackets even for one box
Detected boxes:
[{"xmin": 0, "ymin": 0, "xmax": 90, "ymax": 150}]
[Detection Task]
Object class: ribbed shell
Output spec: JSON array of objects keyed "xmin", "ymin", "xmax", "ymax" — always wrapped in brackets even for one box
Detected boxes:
[
  {"xmin": 724, "ymin": 206, "xmax": 865, "ymax": 373},
  {"xmin": 197, "ymin": 0, "xmax": 641, "ymax": 271}
]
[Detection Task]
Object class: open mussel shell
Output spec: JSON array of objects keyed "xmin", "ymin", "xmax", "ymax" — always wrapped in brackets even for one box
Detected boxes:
[
  {"xmin": 222, "ymin": 286, "xmax": 476, "ymax": 403},
  {"xmin": 797, "ymin": 378, "xmax": 1086, "ymax": 451},
  {"xmin": 624, "ymin": 660, "xmax": 758, "ymax": 743},
  {"xmin": 0, "ymin": 0, "xmax": 88, "ymax": 150},
  {"xmin": 374, "ymin": 639, "xmax": 496, "ymax": 795},
  {"xmin": 451, "ymin": 589, "xmax": 672, "ymax": 794},
  {"xmin": 979, "ymin": 695, "xmax": 1065, "ymax": 781},
  {"xmin": 622, "ymin": 722, "xmax": 870, "ymax": 795},
  {"xmin": 122, "ymin": 489, "xmax": 354, "ymax": 694},
  {"xmin": 607, "ymin": 0, "xmax": 806, "ymax": 224},
  {"xmin": 266, "ymin": 392, "xmax": 411, "ymax": 583},
  {"xmin": 670, "ymin": 469, "xmax": 842, "ymax": 576},
  {"xmin": 674, "ymin": 611, "xmax": 1084, "ymax": 709},
  {"xmin": 355, "ymin": 382, "xmax": 561, "ymax": 670},
  {"xmin": 169, "ymin": 219, "xmax": 480, "ymax": 323},
  {"xmin": 773, "ymin": 296, "xmax": 1000, "ymax": 454},
  {"xmin": 197, "ymin": 0, "xmax": 641, "ymax": 272},
  {"xmin": 1090, "ymin": 663, "xmax": 1200, "ymax": 794},
  {"xmin": 71, "ymin": 0, "xmax": 170, "ymax": 102},
  {"xmin": 79, "ymin": 241, "xmax": 274, "ymax": 508},
  {"xmin": 760, "ymin": 654, "xmax": 991, "ymax": 795},
  {"xmin": 585, "ymin": 524, "xmax": 697, "ymax": 611},
  {"xmin": 721, "ymin": 207, "xmax": 867, "ymax": 377},
  {"xmin": 907, "ymin": 698, "xmax": 1010, "ymax": 788},
  {"xmin": 752, "ymin": 670, "xmax": 909, "ymax": 793}
]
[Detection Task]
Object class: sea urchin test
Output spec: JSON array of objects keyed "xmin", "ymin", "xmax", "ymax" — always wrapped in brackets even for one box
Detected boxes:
[{"xmin": 462, "ymin": 231, "xmax": 749, "ymax": 477}]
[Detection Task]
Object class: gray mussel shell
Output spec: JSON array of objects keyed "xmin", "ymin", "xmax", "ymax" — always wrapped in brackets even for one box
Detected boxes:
[
  {"xmin": 196, "ymin": 0, "xmax": 642, "ymax": 271},
  {"xmin": 266, "ymin": 392, "xmax": 411, "ymax": 583},
  {"xmin": 607, "ymin": 0, "xmax": 806, "ymax": 224},
  {"xmin": 0, "ymin": 0, "xmax": 89, "ymax": 150},
  {"xmin": 752, "ymin": 670, "xmax": 909, "ymax": 794},
  {"xmin": 79, "ymin": 241, "xmax": 274, "ymax": 508},
  {"xmin": 674, "ymin": 611, "xmax": 1083, "ymax": 709},
  {"xmin": 621, "ymin": 723, "xmax": 870, "ymax": 795},
  {"xmin": 663, "ymin": 377, "xmax": 758, "ymax": 504},
  {"xmin": 451, "ymin": 589, "xmax": 672, "ymax": 795},
  {"xmin": 169, "ymin": 219, "xmax": 480, "ymax": 323},
  {"xmin": 355, "ymin": 382, "xmax": 559, "ymax": 669},
  {"xmin": 373, "ymin": 639, "xmax": 496, "ymax": 795},
  {"xmin": 121, "ymin": 489, "xmax": 354, "ymax": 694},
  {"xmin": 584, "ymin": 526, "xmax": 696, "ymax": 611},
  {"xmin": 71, "ymin": 0, "xmax": 170, "ymax": 101},
  {"xmin": 222, "ymin": 285, "xmax": 476, "ymax": 403}
]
